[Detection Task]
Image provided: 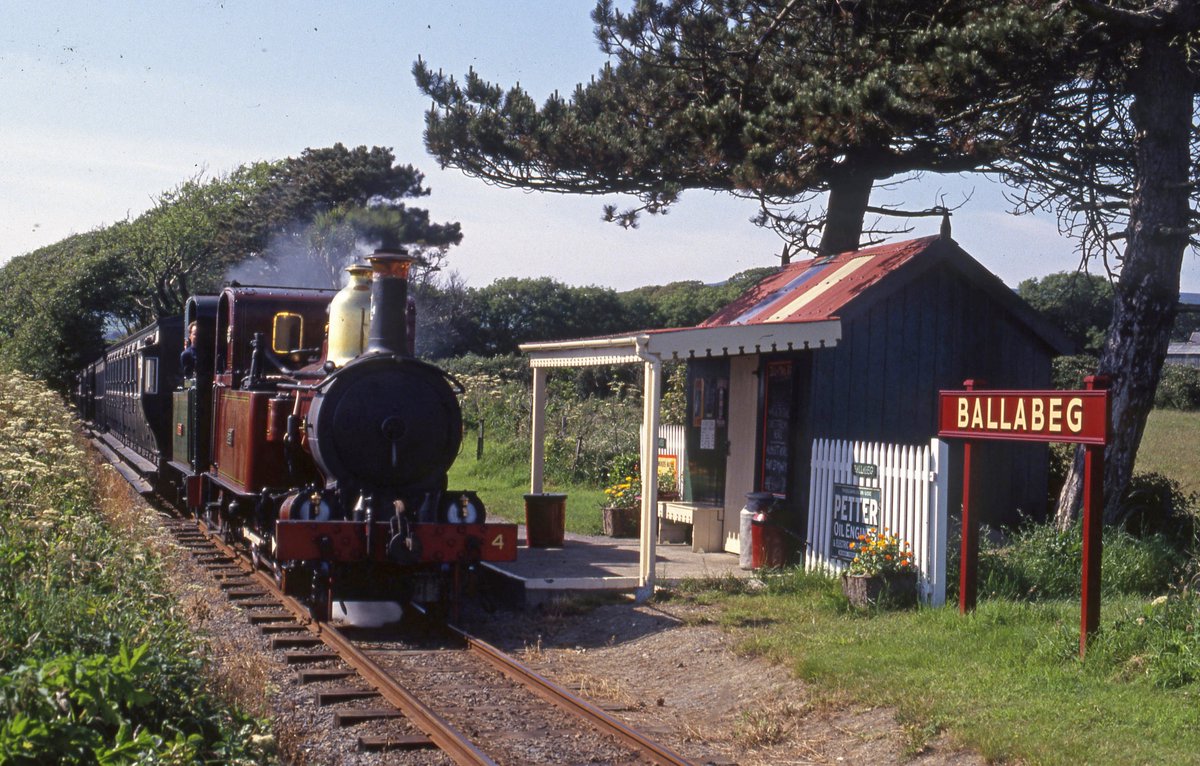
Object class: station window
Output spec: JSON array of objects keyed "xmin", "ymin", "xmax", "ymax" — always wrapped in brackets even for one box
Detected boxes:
[{"xmin": 272, "ymin": 312, "xmax": 303, "ymax": 354}]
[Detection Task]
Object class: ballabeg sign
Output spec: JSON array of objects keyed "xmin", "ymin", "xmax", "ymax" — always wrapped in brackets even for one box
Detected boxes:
[
  {"xmin": 938, "ymin": 377, "xmax": 1111, "ymax": 659},
  {"xmin": 938, "ymin": 390, "xmax": 1108, "ymax": 445}
]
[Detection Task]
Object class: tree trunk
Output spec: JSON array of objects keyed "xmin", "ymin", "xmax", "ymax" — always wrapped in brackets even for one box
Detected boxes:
[
  {"xmin": 1054, "ymin": 34, "xmax": 1191, "ymax": 529},
  {"xmin": 819, "ymin": 171, "xmax": 875, "ymax": 255}
]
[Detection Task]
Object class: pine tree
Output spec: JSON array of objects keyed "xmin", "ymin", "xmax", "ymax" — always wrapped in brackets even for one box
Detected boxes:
[{"xmin": 414, "ymin": 0, "xmax": 1068, "ymax": 255}]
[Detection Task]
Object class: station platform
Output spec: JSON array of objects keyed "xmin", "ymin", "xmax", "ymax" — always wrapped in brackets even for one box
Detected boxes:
[{"xmin": 481, "ymin": 528, "xmax": 751, "ymax": 608}]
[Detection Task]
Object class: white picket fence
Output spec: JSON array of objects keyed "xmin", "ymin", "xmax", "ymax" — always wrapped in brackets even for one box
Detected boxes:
[
  {"xmin": 641, "ymin": 423, "xmax": 687, "ymax": 495},
  {"xmin": 806, "ymin": 438, "xmax": 950, "ymax": 605}
]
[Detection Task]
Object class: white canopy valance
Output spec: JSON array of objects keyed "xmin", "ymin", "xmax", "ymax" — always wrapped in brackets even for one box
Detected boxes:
[{"xmin": 519, "ymin": 319, "xmax": 842, "ymax": 369}]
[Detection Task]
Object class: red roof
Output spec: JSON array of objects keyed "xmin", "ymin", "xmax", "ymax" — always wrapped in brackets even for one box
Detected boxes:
[{"xmin": 701, "ymin": 236, "xmax": 939, "ymax": 327}]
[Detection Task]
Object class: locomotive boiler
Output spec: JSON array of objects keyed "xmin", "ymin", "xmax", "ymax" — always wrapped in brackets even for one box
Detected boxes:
[{"xmin": 80, "ymin": 249, "xmax": 517, "ymax": 620}]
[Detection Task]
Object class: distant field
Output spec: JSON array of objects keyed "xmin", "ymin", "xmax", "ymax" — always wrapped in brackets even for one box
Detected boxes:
[{"xmin": 1136, "ymin": 409, "xmax": 1200, "ymax": 497}]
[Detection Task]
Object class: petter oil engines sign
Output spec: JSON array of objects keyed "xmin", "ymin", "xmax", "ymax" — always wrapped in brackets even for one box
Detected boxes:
[{"xmin": 830, "ymin": 483, "xmax": 881, "ymax": 563}]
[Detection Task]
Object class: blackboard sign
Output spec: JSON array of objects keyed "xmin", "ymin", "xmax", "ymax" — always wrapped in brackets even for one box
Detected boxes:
[{"xmin": 759, "ymin": 360, "xmax": 793, "ymax": 496}]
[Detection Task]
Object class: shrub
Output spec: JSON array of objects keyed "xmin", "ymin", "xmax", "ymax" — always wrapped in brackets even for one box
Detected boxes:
[
  {"xmin": 1120, "ymin": 472, "xmax": 1199, "ymax": 551},
  {"xmin": 1154, "ymin": 364, "xmax": 1200, "ymax": 410},
  {"xmin": 446, "ymin": 354, "xmax": 645, "ymax": 487},
  {"xmin": 975, "ymin": 523, "xmax": 1184, "ymax": 601},
  {"xmin": 1052, "ymin": 354, "xmax": 1098, "ymax": 389}
]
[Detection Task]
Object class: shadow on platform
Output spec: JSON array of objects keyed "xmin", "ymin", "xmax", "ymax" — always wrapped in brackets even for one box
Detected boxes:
[{"xmin": 482, "ymin": 526, "xmax": 750, "ymax": 608}]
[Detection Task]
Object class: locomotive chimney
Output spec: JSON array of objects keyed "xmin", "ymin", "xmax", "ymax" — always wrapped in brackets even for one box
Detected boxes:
[{"xmin": 366, "ymin": 248, "xmax": 419, "ymax": 357}]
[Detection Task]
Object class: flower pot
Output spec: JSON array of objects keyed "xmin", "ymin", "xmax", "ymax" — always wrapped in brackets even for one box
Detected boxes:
[
  {"xmin": 841, "ymin": 571, "xmax": 919, "ymax": 609},
  {"xmin": 602, "ymin": 506, "xmax": 639, "ymax": 538}
]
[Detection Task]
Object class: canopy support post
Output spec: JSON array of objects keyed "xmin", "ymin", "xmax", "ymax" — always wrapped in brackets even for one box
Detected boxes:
[
  {"xmin": 635, "ymin": 355, "xmax": 662, "ymax": 601},
  {"xmin": 530, "ymin": 366, "xmax": 547, "ymax": 494}
]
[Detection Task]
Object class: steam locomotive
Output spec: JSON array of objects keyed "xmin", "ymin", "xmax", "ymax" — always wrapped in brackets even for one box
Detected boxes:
[{"xmin": 77, "ymin": 249, "xmax": 518, "ymax": 619}]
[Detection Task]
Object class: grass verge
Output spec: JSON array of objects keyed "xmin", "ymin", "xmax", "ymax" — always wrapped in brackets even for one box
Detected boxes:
[{"xmin": 660, "ymin": 570, "xmax": 1200, "ymax": 764}]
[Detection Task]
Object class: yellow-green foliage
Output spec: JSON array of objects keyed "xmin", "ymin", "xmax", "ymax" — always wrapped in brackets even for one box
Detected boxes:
[
  {"xmin": 0, "ymin": 369, "xmax": 92, "ymax": 512},
  {"xmin": 0, "ymin": 368, "xmax": 269, "ymax": 765}
]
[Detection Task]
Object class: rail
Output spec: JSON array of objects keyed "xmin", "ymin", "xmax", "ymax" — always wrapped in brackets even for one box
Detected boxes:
[{"xmin": 449, "ymin": 623, "xmax": 696, "ymax": 766}]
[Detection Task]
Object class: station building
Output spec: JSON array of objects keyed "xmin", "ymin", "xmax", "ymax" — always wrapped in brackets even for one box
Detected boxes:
[{"xmin": 516, "ymin": 234, "xmax": 1071, "ymax": 597}]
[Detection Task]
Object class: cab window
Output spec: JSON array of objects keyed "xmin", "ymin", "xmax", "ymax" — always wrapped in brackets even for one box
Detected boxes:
[{"xmin": 272, "ymin": 313, "xmax": 303, "ymax": 354}]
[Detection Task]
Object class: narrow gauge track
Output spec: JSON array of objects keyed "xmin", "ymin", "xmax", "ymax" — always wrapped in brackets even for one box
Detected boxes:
[{"xmin": 157, "ymin": 507, "xmax": 695, "ymax": 765}]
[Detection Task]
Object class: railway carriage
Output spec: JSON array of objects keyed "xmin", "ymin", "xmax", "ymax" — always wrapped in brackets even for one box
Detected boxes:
[
  {"xmin": 78, "ymin": 249, "xmax": 518, "ymax": 619},
  {"xmin": 80, "ymin": 317, "xmax": 183, "ymax": 491}
]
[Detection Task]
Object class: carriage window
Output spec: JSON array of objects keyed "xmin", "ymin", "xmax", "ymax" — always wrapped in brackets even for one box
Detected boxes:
[
  {"xmin": 272, "ymin": 313, "xmax": 303, "ymax": 354},
  {"xmin": 142, "ymin": 358, "xmax": 158, "ymax": 395}
]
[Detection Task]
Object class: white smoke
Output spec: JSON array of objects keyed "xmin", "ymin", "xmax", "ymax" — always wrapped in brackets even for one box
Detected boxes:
[{"xmin": 224, "ymin": 225, "xmax": 374, "ymax": 289}]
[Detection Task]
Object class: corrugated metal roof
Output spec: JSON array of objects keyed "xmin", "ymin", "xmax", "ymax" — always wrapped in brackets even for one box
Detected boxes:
[
  {"xmin": 522, "ymin": 233, "xmax": 1072, "ymax": 365},
  {"xmin": 701, "ymin": 236, "xmax": 938, "ymax": 327}
]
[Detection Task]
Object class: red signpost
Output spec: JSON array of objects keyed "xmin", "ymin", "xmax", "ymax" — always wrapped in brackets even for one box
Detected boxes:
[{"xmin": 938, "ymin": 376, "xmax": 1111, "ymax": 658}]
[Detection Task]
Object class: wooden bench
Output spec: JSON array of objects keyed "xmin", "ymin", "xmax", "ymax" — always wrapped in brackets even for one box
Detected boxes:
[{"xmin": 657, "ymin": 502, "xmax": 724, "ymax": 553}]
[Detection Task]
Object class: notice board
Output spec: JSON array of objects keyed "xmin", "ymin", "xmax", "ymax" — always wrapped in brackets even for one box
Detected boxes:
[{"xmin": 760, "ymin": 360, "xmax": 793, "ymax": 496}]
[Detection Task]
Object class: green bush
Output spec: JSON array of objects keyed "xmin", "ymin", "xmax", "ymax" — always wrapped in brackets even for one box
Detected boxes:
[
  {"xmin": 445, "ymin": 354, "xmax": 646, "ymax": 487},
  {"xmin": 1120, "ymin": 472, "xmax": 1199, "ymax": 551},
  {"xmin": 1154, "ymin": 363, "xmax": 1200, "ymax": 410},
  {"xmin": 1051, "ymin": 354, "xmax": 1098, "ymax": 389},
  {"xmin": 0, "ymin": 645, "xmax": 262, "ymax": 765},
  {"xmin": 973, "ymin": 523, "xmax": 1184, "ymax": 601}
]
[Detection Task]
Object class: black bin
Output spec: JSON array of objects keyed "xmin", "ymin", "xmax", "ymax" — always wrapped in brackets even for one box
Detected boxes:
[{"xmin": 524, "ymin": 493, "xmax": 567, "ymax": 548}]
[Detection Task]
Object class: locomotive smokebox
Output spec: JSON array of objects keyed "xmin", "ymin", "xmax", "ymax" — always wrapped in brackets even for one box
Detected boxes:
[{"xmin": 366, "ymin": 248, "xmax": 419, "ymax": 357}]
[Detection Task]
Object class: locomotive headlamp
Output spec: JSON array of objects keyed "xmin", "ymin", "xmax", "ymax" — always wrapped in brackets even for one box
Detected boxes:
[{"xmin": 440, "ymin": 491, "xmax": 484, "ymax": 524}]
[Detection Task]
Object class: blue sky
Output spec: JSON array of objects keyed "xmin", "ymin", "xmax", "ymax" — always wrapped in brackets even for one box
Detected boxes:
[{"xmin": 3, "ymin": 1, "xmax": 1197, "ymax": 292}]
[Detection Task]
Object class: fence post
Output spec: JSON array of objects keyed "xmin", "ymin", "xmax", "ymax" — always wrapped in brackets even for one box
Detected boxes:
[{"xmin": 929, "ymin": 437, "xmax": 949, "ymax": 607}]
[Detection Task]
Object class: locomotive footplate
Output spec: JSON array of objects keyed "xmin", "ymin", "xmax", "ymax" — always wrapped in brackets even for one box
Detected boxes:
[{"xmin": 275, "ymin": 520, "xmax": 518, "ymax": 563}]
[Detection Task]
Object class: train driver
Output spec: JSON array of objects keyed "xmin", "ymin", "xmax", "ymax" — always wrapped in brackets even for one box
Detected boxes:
[{"xmin": 180, "ymin": 321, "xmax": 198, "ymax": 378}]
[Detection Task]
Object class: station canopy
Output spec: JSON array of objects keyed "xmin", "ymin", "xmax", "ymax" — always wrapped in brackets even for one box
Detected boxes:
[{"xmin": 519, "ymin": 319, "xmax": 842, "ymax": 368}]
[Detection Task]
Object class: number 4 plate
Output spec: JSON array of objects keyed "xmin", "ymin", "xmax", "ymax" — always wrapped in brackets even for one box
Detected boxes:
[{"xmin": 410, "ymin": 523, "xmax": 519, "ymax": 563}]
